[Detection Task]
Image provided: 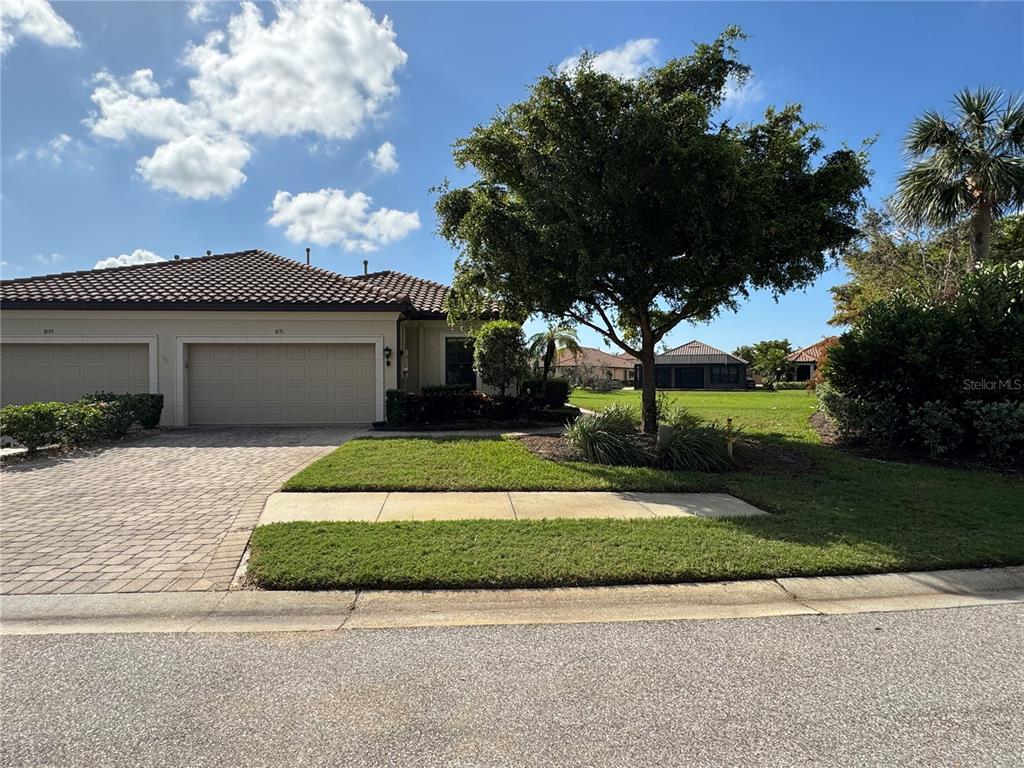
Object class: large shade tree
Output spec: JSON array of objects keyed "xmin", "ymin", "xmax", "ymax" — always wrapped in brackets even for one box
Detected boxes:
[
  {"xmin": 894, "ymin": 88, "xmax": 1024, "ymax": 273},
  {"xmin": 436, "ymin": 28, "xmax": 870, "ymax": 432}
]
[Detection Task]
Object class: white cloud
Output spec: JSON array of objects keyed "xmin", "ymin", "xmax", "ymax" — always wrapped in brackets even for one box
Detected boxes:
[
  {"xmin": 367, "ymin": 141, "xmax": 398, "ymax": 173},
  {"xmin": 1, "ymin": 0, "xmax": 79, "ymax": 55},
  {"xmin": 14, "ymin": 132, "xmax": 74, "ymax": 164},
  {"xmin": 136, "ymin": 133, "xmax": 251, "ymax": 199},
  {"xmin": 33, "ymin": 252, "xmax": 62, "ymax": 266},
  {"xmin": 722, "ymin": 74, "xmax": 766, "ymax": 115},
  {"xmin": 94, "ymin": 249, "xmax": 165, "ymax": 270},
  {"xmin": 187, "ymin": 1, "xmax": 213, "ymax": 23},
  {"xmin": 85, "ymin": 0, "xmax": 407, "ymax": 199},
  {"xmin": 560, "ymin": 38, "xmax": 658, "ymax": 80},
  {"xmin": 269, "ymin": 188, "xmax": 420, "ymax": 252}
]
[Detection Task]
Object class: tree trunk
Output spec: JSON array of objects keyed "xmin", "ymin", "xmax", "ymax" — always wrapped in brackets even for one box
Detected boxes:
[
  {"xmin": 639, "ymin": 342, "xmax": 658, "ymax": 434},
  {"xmin": 969, "ymin": 203, "xmax": 993, "ymax": 273},
  {"xmin": 542, "ymin": 339, "xmax": 554, "ymax": 382}
]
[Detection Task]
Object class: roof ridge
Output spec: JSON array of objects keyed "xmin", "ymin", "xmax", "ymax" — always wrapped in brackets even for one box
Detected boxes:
[
  {"xmin": 0, "ymin": 249, "xmax": 260, "ymax": 285},
  {"xmin": 256, "ymin": 251, "xmax": 409, "ymax": 304},
  {"xmin": 357, "ymin": 269, "xmax": 451, "ymax": 291}
]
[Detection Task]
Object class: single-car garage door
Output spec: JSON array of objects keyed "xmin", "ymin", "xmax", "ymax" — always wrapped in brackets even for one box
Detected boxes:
[
  {"xmin": 1, "ymin": 343, "xmax": 149, "ymax": 406},
  {"xmin": 187, "ymin": 343, "xmax": 376, "ymax": 425}
]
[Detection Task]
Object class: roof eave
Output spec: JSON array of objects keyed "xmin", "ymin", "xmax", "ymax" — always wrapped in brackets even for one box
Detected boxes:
[{"xmin": 0, "ymin": 300, "xmax": 412, "ymax": 312}]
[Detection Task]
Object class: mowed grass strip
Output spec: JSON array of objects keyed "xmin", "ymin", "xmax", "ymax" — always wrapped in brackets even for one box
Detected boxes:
[
  {"xmin": 255, "ymin": 445, "xmax": 1024, "ymax": 590},
  {"xmin": 283, "ymin": 436, "xmax": 719, "ymax": 492},
  {"xmin": 570, "ymin": 388, "xmax": 820, "ymax": 441}
]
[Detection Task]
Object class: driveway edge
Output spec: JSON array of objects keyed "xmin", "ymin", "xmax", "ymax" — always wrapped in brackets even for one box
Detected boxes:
[{"xmin": 2, "ymin": 566, "xmax": 1021, "ymax": 635}]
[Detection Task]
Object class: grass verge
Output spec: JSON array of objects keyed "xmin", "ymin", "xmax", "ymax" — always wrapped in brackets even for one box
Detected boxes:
[
  {"xmin": 283, "ymin": 436, "xmax": 719, "ymax": 492},
  {"xmin": 255, "ymin": 443, "xmax": 1024, "ymax": 590}
]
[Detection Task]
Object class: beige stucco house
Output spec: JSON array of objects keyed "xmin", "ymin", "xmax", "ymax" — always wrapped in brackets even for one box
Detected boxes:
[
  {"xmin": 0, "ymin": 250, "xmax": 490, "ymax": 426},
  {"xmin": 553, "ymin": 346, "xmax": 637, "ymax": 384}
]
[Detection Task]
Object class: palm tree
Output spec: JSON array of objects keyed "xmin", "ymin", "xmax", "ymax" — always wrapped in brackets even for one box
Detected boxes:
[
  {"xmin": 527, "ymin": 322, "xmax": 582, "ymax": 381},
  {"xmin": 894, "ymin": 88, "xmax": 1024, "ymax": 273}
]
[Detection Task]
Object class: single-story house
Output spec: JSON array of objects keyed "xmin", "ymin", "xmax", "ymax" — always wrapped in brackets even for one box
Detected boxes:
[
  {"xmin": 785, "ymin": 337, "xmax": 837, "ymax": 382},
  {"xmin": 553, "ymin": 346, "xmax": 637, "ymax": 384},
  {"xmin": 634, "ymin": 340, "xmax": 748, "ymax": 390},
  {"xmin": 0, "ymin": 249, "xmax": 497, "ymax": 426}
]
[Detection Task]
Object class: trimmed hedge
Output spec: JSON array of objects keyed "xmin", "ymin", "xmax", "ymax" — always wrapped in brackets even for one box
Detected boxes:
[
  {"xmin": 0, "ymin": 393, "xmax": 164, "ymax": 453},
  {"xmin": 385, "ymin": 389, "xmax": 570, "ymax": 426},
  {"xmin": 520, "ymin": 377, "xmax": 572, "ymax": 408}
]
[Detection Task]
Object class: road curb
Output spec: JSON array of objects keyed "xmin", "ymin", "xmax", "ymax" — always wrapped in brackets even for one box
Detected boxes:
[{"xmin": 2, "ymin": 566, "xmax": 1022, "ymax": 635}]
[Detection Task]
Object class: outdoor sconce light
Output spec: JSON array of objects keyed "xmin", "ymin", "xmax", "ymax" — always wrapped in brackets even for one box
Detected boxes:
[{"xmin": 383, "ymin": 346, "xmax": 392, "ymax": 366}]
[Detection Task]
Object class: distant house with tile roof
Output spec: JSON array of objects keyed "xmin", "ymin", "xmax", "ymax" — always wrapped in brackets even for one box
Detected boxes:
[
  {"xmin": 785, "ymin": 337, "xmax": 838, "ymax": 382},
  {"xmin": 554, "ymin": 346, "xmax": 637, "ymax": 385},
  {"xmin": 634, "ymin": 340, "xmax": 749, "ymax": 390}
]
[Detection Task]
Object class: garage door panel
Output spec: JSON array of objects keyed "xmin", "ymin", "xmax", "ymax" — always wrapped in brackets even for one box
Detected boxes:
[
  {"xmin": 1, "ymin": 343, "xmax": 149, "ymax": 406},
  {"xmin": 188, "ymin": 343, "xmax": 376, "ymax": 425}
]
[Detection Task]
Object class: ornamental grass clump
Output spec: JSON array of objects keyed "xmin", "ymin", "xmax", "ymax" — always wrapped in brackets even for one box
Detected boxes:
[{"xmin": 564, "ymin": 403, "xmax": 651, "ymax": 466}]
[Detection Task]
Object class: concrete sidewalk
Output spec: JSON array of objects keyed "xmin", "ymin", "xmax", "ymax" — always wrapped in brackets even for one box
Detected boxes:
[
  {"xmin": 2, "ymin": 566, "xmax": 1021, "ymax": 635},
  {"xmin": 259, "ymin": 491, "xmax": 768, "ymax": 523}
]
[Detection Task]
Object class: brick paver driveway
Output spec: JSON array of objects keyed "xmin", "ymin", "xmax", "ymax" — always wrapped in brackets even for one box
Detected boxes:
[{"xmin": 0, "ymin": 427, "xmax": 363, "ymax": 595}]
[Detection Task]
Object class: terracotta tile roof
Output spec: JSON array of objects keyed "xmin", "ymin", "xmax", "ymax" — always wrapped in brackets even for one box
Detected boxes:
[
  {"xmin": 655, "ymin": 340, "xmax": 746, "ymax": 365},
  {"xmin": 786, "ymin": 337, "xmax": 838, "ymax": 364},
  {"xmin": 555, "ymin": 346, "xmax": 636, "ymax": 369},
  {"xmin": 351, "ymin": 270, "xmax": 449, "ymax": 316},
  {"xmin": 0, "ymin": 250, "xmax": 412, "ymax": 310}
]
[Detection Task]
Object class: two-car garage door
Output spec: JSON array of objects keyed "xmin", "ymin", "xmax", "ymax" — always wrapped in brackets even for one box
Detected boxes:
[
  {"xmin": 187, "ymin": 343, "xmax": 376, "ymax": 425},
  {"xmin": 0, "ymin": 343, "xmax": 149, "ymax": 406}
]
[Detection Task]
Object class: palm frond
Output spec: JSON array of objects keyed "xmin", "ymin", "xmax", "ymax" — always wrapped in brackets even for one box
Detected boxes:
[
  {"xmin": 904, "ymin": 111, "xmax": 960, "ymax": 157},
  {"xmin": 954, "ymin": 87, "xmax": 1003, "ymax": 137}
]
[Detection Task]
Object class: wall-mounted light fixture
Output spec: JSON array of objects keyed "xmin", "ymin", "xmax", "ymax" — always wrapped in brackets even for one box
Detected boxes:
[{"xmin": 383, "ymin": 346, "xmax": 392, "ymax": 366}]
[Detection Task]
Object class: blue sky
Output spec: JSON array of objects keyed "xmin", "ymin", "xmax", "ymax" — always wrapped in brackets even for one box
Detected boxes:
[{"xmin": 2, "ymin": 1, "xmax": 1022, "ymax": 354}]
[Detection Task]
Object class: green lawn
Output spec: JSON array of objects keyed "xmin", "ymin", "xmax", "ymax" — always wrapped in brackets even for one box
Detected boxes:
[
  {"xmin": 283, "ymin": 436, "xmax": 718, "ymax": 492},
  {"xmin": 257, "ymin": 387, "xmax": 1024, "ymax": 590},
  {"xmin": 570, "ymin": 388, "xmax": 820, "ymax": 441}
]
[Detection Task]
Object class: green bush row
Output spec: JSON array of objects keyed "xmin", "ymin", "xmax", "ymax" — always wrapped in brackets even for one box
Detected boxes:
[
  {"xmin": 0, "ymin": 393, "xmax": 164, "ymax": 454},
  {"xmin": 822, "ymin": 261, "xmax": 1024, "ymax": 460},
  {"xmin": 385, "ymin": 388, "xmax": 574, "ymax": 427},
  {"xmin": 519, "ymin": 377, "xmax": 572, "ymax": 408}
]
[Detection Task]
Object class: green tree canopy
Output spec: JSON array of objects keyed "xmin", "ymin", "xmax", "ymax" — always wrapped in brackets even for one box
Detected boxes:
[
  {"xmin": 830, "ymin": 207, "xmax": 1024, "ymax": 326},
  {"xmin": 734, "ymin": 339, "xmax": 793, "ymax": 384},
  {"xmin": 436, "ymin": 27, "xmax": 869, "ymax": 431}
]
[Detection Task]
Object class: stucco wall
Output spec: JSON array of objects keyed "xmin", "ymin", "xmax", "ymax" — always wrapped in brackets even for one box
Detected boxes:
[{"xmin": 0, "ymin": 309, "xmax": 402, "ymax": 426}]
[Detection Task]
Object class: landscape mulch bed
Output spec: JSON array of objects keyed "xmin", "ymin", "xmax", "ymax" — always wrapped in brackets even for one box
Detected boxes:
[{"xmin": 516, "ymin": 433, "xmax": 816, "ymax": 476}]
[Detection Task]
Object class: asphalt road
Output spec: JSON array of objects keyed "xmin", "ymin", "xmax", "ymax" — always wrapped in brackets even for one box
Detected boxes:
[{"xmin": 2, "ymin": 605, "xmax": 1022, "ymax": 767}]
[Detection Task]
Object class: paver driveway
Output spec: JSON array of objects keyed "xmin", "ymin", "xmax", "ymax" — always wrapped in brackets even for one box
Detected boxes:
[{"xmin": 0, "ymin": 427, "xmax": 363, "ymax": 595}]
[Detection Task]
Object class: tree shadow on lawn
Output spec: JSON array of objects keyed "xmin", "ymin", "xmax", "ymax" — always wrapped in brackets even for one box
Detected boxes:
[{"xmin": 712, "ymin": 437, "xmax": 1024, "ymax": 572}]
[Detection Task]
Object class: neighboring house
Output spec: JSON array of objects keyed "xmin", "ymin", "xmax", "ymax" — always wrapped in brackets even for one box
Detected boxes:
[
  {"xmin": 553, "ymin": 346, "xmax": 637, "ymax": 384},
  {"xmin": 634, "ymin": 340, "xmax": 748, "ymax": 390},
  {"xmin": 785, "ymin": 337, "xmax": 837, "ymax": 382},
  {"xmin": 0, "ymin": 250, "xmax": 496, "ymax": 426}
]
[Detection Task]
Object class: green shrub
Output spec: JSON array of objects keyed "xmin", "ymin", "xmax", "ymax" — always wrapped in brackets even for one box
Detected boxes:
[
  {"xmin": 908, "ymin": 401, "xmax": 965, "ymax": 457},
  {"xmin": 966, "ymin": 401, "xmax": 1024, "ymax": 461},
  {"xmin": 421, "ymin": 384, "xmax": 473, "ymax": 394},
  {"xmin": 822, "ymin": 261, "xmax": 1023, "ymax": 457},
  {"xmin": 473, "ymin": 320, "xmax": 529, "ymax": 396},
  {"xmin": 520, "ymin": 377, "xmax": 571, "ymax": 408},
  {"xmin": 80, "ymin": 392, "xmax": 165, "ymax": 430},
  {"xmin": 656, "ymin": 395, "xmax": 702, "ymax": 430},
  {"xmin": 537, "ymin": 405, "xmax": 581, "ymax": 424},
  {"xmin": 56, "ymin": 401, "xmax": 114, "ymax": 445},
  {"xmin": 0, "ymin": 402, "xmax": 63, "ymax": 453}
]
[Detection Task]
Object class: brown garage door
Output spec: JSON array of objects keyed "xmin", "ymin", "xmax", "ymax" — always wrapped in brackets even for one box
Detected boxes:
[
  {"xmin": 187, "ymin": 343, "xmax": 376, "ymax": 425},
  {"xmin": 0, "ymin": 343, "xmax": 149, "ymax": 406}
]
